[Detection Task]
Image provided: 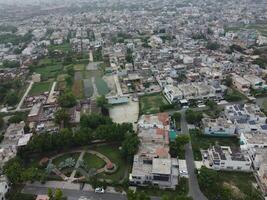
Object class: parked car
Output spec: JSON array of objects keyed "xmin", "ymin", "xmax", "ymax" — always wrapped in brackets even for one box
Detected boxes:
[{"xmin": 95, "ymin": 187, "xmax": 105, "ymax": 194}]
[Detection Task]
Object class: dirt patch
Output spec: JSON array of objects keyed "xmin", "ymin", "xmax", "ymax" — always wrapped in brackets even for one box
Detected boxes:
[{"xmin": 223, "ymin": 182, "xmax": 245, "ymax": 199}]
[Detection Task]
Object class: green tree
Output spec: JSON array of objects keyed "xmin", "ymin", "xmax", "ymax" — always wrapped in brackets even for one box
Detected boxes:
[
  {"xmin": 96, "ymin": 95, "xmax": 108, "ymax": 108},
  {"xmin": 121, "ymin": 134, "xmax": 140, "ymax": 159},
  {"xmin": 185, "ymin": 109, "xmax": 203, "ymax": 124},
  {"xmin": 54, "ymin": 188, "xmax": 63, "ymax": 200},
  {"xmin": 47, "ymin": 188, "xmax": 53, "ymax": 199},
  {"xmin": 172, "ymin": 112, "xmax": 181, "ymax": 122},
  {"xmin": 0, "ymin": 116, "xmax": 4, "ymax": 129},
  {"xmin": 3, "ymin": 158, "xmax": 23, "ymax": 184},
  {"xmin": 58, "ymin": 92, "xmax": 76, "ymax": 108},
  {"xmin": 8, "ymin": 113, "xmax": 25, "ymax": 123},
  {"xmin": 55, "ymin": 109, "xmax": 70, "ymax": 127},
  {"xmin": 161, "ymin": 195, "xmax": 170, "ymax": 200},
  {"xmin": 224, "ymin": 75, "xmax": 232, "ymax": 87},
  {"xmin": 206, "ymin": 41, "xmax": 220, "ymax": 50},
  {"xmin": 5, "ymin": 91, "xmax": 19, "ymax": 106}
]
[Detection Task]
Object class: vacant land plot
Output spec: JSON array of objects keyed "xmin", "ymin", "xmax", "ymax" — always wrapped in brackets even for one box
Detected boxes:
[
  {"xmin": 109, "ymin": 99, "xmax": 139, "ymax": 126},
  {"xmin": 57, "ymin": 74, "xmax": 68, "ymax": 82},
  {"xmin": 48, "ymin": 43, "xmax": 71, "ymax": 53},
  {"xmin": 74, "ymin": 71, "xmax": 83, "ymax": 81},
  {"xmin": 74, "ymin": 64, "xmax": 85, "ymax": 71},
  {"xmin": 190, "ymin": 129, "xmax": 240, "ymax": 161},
  {"xmin": 29, "ymin": 82, "xmax": 52, "ymax": 96},
  {"xmin": 226, "ymin": 23, "xmax": 267, "ymax": 37},
  {"xmin": 83, "ymin": 79, "xmax": 93, "ymax": 98},
  {"xmin": 33, "ymin": 65, "xmax": 62, "ymax": 80},
  {"xmin": 140, "ymin": 93, "xmax": 169, "ymax": 114},
  {"xmin": 199, "ymin": 168, "xmax": 262, "ymax": 200},
  {"xmin": 95, "ymin": 77, "xmax": 110, "ymax": 95},
  {"xmin": 72, "ymin": 80, "xmax": 84, "ymax": 99}
]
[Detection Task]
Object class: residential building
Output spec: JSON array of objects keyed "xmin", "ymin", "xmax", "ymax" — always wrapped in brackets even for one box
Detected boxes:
[
  {"xmin": 202, "ymin": 145, "xmax": 252, "ymax": 171},
  {"xmin": 202, "ymin": 117, "xmax": 237, "ymax": 137},
  {"xmin": 129, "ymin": 113, "xmax": 179, "ymax": 189},
  {"xmin": 0, "ymin": 175, "xmax": 9, "ymax": 200},
  {"xmin": 232, "ymin": 74, "xmax": 250, "ymax": 95},
  {"xmin": 243, "ymin": 74, "xmax": 266, "ymax": 90}
]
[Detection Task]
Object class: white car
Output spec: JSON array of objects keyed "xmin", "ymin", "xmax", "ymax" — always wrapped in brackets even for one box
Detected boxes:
[{"xmin": 95, "ymin": 187, "xmax": 105, "ymax": 194}]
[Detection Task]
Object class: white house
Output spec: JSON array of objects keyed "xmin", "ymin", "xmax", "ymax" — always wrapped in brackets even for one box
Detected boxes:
[
  {"xmin": 0, "ymin": 175, "xmax": 9, "ymax": 200},
  {"xmin": 202, "ymin": 145, "xmax": 252, "ymax": 171},
  {"xmin": 202, "ymin": 117, "xmax": 237, "ymax": 137}
]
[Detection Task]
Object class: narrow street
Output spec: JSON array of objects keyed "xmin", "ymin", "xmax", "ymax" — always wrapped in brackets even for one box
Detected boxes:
[{"xmin": 180, "ymin": 110, "xmax": 208, "ymax": 200}]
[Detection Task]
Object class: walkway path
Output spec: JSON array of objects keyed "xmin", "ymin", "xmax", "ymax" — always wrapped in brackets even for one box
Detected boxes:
[
  {"xmin": 68, "ymin": 151, "xmax": 85, "ymax": 182},
  {"xmin": 91, "ymin": 77, "xmax": 99, "ymax": 98},
  {"xmin": 89, "ymin": 50, "xmax": 94, "ymax": 62},
  {"xmin": 16, "ymin": 81, "xmax": 34, "ymax": 111}
]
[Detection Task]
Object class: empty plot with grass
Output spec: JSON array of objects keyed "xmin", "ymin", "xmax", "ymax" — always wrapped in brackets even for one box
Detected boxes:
[
  {"xmin": 190, "ymin": 129, "xmax": 240, "ymax": 161},
  {"xmin": 33, "ymin": 65, "xmax": 62, "ymax": 80},
  {"xmin": 74, "ymin": 64, "xmax": 85, "ymax": 71},
  {"xmin": 140, "ymin": 93, "xmax": 169, "ymax": 114},
  {"xmin": 72, "ymin": 80, "xmax": 84, "ymax": 99},
  {"xmin": 95, "ymin": 77, "xmax": 110, "ymax": 95},
  {"xmin": 29, "ymin": 82, "xmax": 52, "ymax": 96},
  {"xmin": 83, "ymin": 79, "xmax": 93, "ymax": 97}
]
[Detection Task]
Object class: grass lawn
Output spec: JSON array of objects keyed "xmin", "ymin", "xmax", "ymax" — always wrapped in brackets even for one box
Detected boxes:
[
  {"xmin": 33, "ymin": 65, "xmax": 62, "ymax": 80},
  {"xmin": 72, "ymin": 80, "xmax": 84, "ymax": 99},
  {"xmin": 95, "ymin": 76, "xmax": 110, "ymax": 95},
  {"xmin": 38, "ymin": 57, "xmax": 54, "ymax": 66},
  {"xmin": 57, "ymin": 74, "xmax": 68, "ymax": 82},
  {"xmin": 199, "ymin": 168, "xmax": 262, "ymax": 200},
  {"xmin": 91, "ymin": 145, "xmax": 128, "ymax": 182},
  {"xmin": 29, "ymin": 81, "xmax": 52, "ymax": 96},
  {"xmin": 190, "ymin": 129, "xmax": 240, "ymax": 161},
  {"xmin": 140, "ymin": 93, "xmax": 169, "ymax": 114},
  {"xmin": 137, "ymin": 177, "xmax": 189, "ymax": 199},
  {"xmin": 83, "ymin": 152, "xmax": 106, "ymax": 170},
  {"xmin": 74, "ymin": 63, "xmax": 85, "ymax": 71},
  {"xmin": 224, "ymin": 87, "xmax": 248, "ymax": 102},
  {"xmin": 48, "ymin": 43, "xmax": 72, "ymax": 53},
  {"xmin": 226, "ymin": 23, "xmax": 267, "ymax": 37},
  {"xmin": 262, "ymin": 99, "xmax": 267, "ymax": 114},
  {"xmin": 52, "ymin": 152, "xmax": 80, "ymax": 167}
]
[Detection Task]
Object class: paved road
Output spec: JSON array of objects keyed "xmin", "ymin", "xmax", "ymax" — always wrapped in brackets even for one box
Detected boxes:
[
  {"xmin": 23, "ymin": 185, "xmax": 126, "ymax": 200},
  {"xmin": 180, "ymin": 110, "xmax": 208, "ymax": 200},
  {"xmin": 23, "ymin": 184, "xmax": 161, "ymax": 200}
]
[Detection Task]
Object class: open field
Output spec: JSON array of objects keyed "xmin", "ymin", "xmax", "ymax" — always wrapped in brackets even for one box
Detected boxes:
[
  {"xmin": 29, "ymin": 81, "xmax": 52, "ymax": 96},
  {"xmin": 83, "ymin": 79, "xmax": 93, "ymax": 98},
  {"xmin": 139, "ymin": 93, "xmax": 169, "ymax": 114},
  {"xmin": 74, "ymin": 63, "xmax": 85, "ymax": 71},
  {"xmin": 72, "ymin": 80, "xmax": 84, "ymax": 99},
  {"xmin": 48, "ymin": 43, "xmax": 72, "ymax": 53},
  {"xmin": 33, "ymin": 65, "xmax": 62, "ymax": 80},
  {"xmin": 137, "ymin": 177, "xmax": 189, "ymax": 199},
  {"xmin": 226, "ymin": 23, "xmax": 267, "ymax": 37},
  {"xmin": 190, "ymin": 129, "xmax": 240, "ymax": 161},
  {"xmin": 199, "ymin": 168, "xmax": 262, "ymax": 200}
]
